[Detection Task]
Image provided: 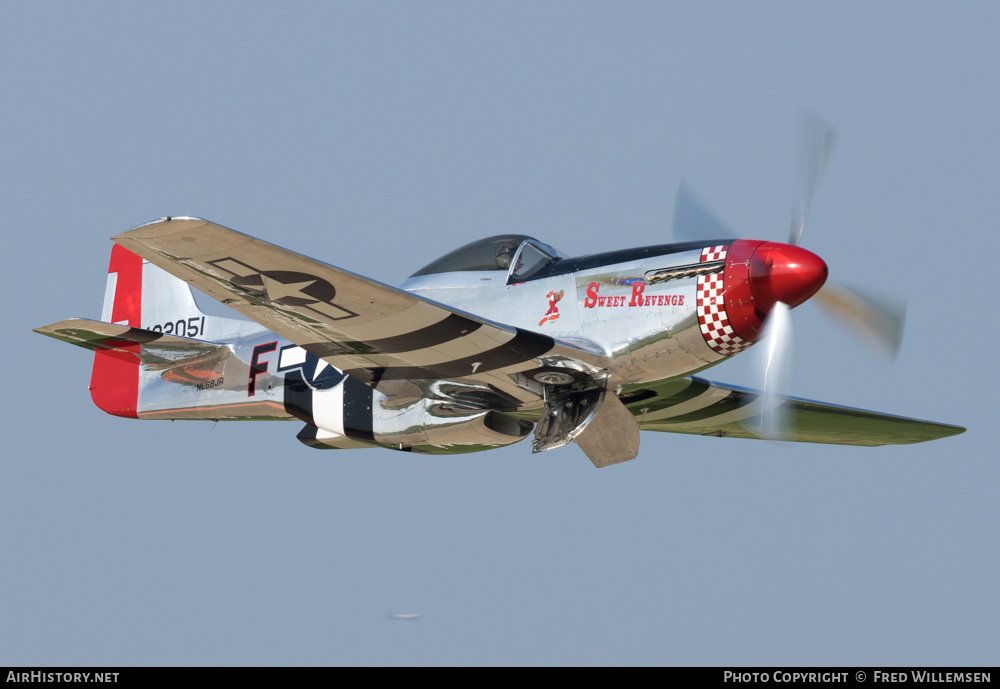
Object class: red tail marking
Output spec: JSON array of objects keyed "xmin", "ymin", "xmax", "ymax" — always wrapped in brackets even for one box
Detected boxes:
[{"xmin": 90, "ymin": 244, "xmax": 142, "ymax": 418}]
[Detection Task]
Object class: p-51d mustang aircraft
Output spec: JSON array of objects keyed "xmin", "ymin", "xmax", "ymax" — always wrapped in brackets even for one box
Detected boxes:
[
  {"xmin": 35, "ymin": 215, "xmax": 963, "ymax": 467},
  {"xmin": 33, "ymin": 118, "xmax": 964, "ymax": 466}
]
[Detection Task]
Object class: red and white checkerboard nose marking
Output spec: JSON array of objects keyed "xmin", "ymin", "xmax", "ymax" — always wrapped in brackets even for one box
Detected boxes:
[
  {"xmin": 696, "ymin": 245, "xmax": 754, "ymax": 357},
  {"xmin": 702, "ymin": 246, "xmax": 727, "ymax": 263}
]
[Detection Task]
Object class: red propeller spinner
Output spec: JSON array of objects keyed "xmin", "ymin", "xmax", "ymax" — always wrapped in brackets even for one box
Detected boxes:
[
  {"xmin": 749, "ymin": 241, "xmax": 828, "ymax": 310},
  {"xmin": 723, "ymin": 239, "xmax": 828, "ymax": 342}
]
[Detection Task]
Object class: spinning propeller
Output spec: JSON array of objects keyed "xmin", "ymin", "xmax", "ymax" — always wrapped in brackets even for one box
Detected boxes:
[{"xmin": 672, "ymin": 112, "xmax": 907, "ymax": 440}]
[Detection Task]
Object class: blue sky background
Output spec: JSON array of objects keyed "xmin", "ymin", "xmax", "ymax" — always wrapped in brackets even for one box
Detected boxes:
[{"xmin": 2, "ymin": 2, "xmax": 996, "ymax": 666}]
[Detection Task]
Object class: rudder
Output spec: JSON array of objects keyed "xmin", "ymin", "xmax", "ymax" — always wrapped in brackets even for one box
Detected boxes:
[{"xmin": 91, "ymin": 244, "xmax": 143, "ymax": 417}]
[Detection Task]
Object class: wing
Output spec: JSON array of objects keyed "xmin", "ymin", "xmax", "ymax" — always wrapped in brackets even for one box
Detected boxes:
[
  {"xmin": 113, "ymin": 217, "xmax": 608, "ymax": 405},
  {"xmin": 622, "ymin": 377, "xmax": 965, "ymax": 446}
]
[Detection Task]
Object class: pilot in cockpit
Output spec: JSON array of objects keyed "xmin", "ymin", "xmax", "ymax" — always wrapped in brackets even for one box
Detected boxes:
[{"xmin": 494, "ymin": 242, "xmax": 519, "ymax": 270}]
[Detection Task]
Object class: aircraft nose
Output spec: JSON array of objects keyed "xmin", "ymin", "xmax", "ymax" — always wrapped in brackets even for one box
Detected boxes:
[{"xmin": 748, "ymin": 242, "xmax": 828, "ymax": 311}]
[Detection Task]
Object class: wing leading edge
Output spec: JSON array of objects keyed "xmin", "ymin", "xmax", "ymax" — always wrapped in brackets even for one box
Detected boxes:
[{"xmin": 621, "ymin": 377, "xmax": 965, "ymax": 446}]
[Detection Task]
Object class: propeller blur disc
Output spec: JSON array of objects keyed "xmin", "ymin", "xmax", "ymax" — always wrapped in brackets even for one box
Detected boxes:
[
  {"xmin": 756, "ymin": 301, "xmax": 793, "ymax": 440},
  {"xmin": 814, "ymin": 284, "xmax": 906, "ymax": 362},
  {"xmin": 671, "ymin": 182, "xmax": 737, "ymax": 244},
  {"xmin": 789, "ymin": 111, "xmax": 838, "ymax": 246}
]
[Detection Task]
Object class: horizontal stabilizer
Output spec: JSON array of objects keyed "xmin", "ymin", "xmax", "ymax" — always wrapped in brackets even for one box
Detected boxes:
[{"xmin": 34, "ymin": 318, "xmax": 226, "ymax": 370}]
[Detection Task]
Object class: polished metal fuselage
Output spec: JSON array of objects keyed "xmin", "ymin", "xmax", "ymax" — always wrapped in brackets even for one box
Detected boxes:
[
  {"xmin": 400, "ymin": 245, "xmax": 723, "ymax": 388},
  {"xmin": 134, "ymin": 244, "xmax": 731, "ymax": 452}
]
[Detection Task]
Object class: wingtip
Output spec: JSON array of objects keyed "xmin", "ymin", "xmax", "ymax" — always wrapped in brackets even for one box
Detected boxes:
[{"xmin": 112, "ymin": 216, "xmax": 209, "ymax": 243}]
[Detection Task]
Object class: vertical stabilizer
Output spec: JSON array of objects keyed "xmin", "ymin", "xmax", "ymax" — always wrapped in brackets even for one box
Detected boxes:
[{"xmin": 89, "ymin": 242, "xmax": 252, "ymax": 419}]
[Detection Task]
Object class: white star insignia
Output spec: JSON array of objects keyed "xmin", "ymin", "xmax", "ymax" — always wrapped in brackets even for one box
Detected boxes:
[{"xmin": 261, "ymin": 275, "xmax": 317, "ymax": 302}]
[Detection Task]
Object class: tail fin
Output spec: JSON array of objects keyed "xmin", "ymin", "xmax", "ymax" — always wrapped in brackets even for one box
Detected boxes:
[
  {"xmin": 100, "ymin": 243, "xmax": 224, "ymax": 337},
  {"xmin": 90, "ymin": 243, "xmax": 247, "ymax": 418}
]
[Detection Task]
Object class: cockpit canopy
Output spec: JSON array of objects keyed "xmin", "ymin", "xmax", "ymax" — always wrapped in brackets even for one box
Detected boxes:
[{"xmin": 410, "ymin": 235, "xmax": 566, "ymax": 282}]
